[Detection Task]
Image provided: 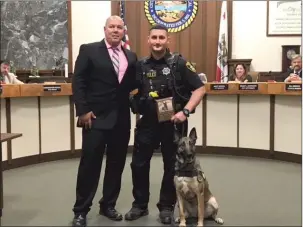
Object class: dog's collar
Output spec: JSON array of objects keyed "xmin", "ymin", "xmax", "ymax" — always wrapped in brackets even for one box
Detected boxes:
[{"xmin": 175, "ymin": 169, "xmax": 199, "ymax": 177}]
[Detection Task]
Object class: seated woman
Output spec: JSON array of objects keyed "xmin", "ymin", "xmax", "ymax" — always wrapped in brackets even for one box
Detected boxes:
[{"xmin": 228, "ymin": 63, "xmax": 252, "ymax": 83}]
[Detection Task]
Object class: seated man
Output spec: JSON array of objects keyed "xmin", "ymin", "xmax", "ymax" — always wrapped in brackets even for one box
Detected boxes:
[
  {"xmin": 284, "ymin": 54, "xmax": 302, "ymax": 82},
  {"xmin": 0, "ymin": 60, "xmax": 23, "ymax": 84}
]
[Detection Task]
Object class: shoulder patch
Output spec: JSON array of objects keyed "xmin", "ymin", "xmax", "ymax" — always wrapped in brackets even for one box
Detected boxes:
[{"xmin": 186, "ymin": 62, "xmax": 196, "ymax": 73}]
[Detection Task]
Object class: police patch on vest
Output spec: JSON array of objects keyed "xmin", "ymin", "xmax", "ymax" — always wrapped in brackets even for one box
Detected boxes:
[
  {"xmin": 146, "ymin": 70, "xmax": 156, "ymax": 78},
  {"xmin": 162, "ymin": 67, "xmax": 170, "ymax": 75},
  {"xmin": 186, "ymin": 62, "xmax": 196, "ymax": 73},
  {"xmin": 144, "ymin": 0, "xmax": 198, "ymax": 33}
]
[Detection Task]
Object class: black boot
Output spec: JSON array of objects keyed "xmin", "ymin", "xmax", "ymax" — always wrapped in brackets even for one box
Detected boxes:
[
  {"xmin": 125, "ymin": 207, "xmax": 149, "ymax": 221},
  {"xmin": 99, "ymin": 207, "xmax": 123, "ymax": 221},
  {"xmin": 72, "ymin": 214, "xmax": 87, "ymax": 227},
  {"xmin": 159, "ymin": 208, "xmax": 173, "ymax": 224}
]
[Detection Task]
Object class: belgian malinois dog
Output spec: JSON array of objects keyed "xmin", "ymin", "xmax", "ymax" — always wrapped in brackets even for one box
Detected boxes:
[{"xmin": 173, "ymin": 127, "xmax": 224, "ymax": 227}]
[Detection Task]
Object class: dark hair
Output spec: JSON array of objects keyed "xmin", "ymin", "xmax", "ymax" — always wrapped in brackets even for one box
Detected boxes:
[
  {"xmin": 149, "ymin": 24, "xmax": 168, "ymax": 33},
  {"xmin": 0, "ymin": 60, "xmax": 10, "ymax": 65}
]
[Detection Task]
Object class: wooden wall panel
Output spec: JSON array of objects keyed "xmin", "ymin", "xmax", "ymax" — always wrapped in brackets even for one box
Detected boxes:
[{"xmin": 112, "ymin": 1, "xmax": 232, "ymax": 82}]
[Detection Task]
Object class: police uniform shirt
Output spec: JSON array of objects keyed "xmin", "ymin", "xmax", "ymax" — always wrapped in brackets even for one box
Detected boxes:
[
  {"xmin": 175, "ymin": 56, "xmax": 204, "ymax": 91},
  {"xmin": 148, "ymin": 55, "xmax": 171, "ymax": 96},
  {"xmin": 141, "ymin": 52, "xmax": 204, "ymax": 93}
]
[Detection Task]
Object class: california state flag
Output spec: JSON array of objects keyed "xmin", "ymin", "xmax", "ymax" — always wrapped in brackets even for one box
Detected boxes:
[{"xmin": 216, "ymin": 1, "xmax": 228, "ymax": 82}]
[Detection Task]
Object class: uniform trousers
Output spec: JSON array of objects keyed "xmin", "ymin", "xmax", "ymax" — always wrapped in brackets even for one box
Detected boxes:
[
  {"xmin": 73, "ymin": 123, "xmax": 130, "ymax": 215},
  {"xmin": 130, "ymin": 115, "xmax": 187, "ymax": 211}
]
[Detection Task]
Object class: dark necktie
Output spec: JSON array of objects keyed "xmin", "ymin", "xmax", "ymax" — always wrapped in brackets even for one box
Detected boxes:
[{"xmin": 112, "ymin": 48, "xmax": 119, "ymax": 75}]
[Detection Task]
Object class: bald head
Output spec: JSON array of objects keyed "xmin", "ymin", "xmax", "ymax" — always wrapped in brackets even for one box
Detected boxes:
[
  {"xmin": 104, "ymin": 15, "xmax": 125, "ymax": 47},
  {"xmin": 105, "ymin": 15, "xmax": 124, "ymax": 27}
]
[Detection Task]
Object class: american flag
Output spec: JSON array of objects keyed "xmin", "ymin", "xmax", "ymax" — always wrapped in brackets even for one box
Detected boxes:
[{"xmin": 120, "ymin": 1, "xmax": 131, "ymax": 50}]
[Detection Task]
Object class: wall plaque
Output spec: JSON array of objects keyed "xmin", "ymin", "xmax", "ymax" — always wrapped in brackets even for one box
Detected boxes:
[
  {"xmin": 210, "ymin": 84, "xmax": 229, "ymax": 90},
  {"xmin": 285, "ymin": 83, "xmax": 302, "ymax": 91},
  {"xmin": 267, "ymin": 0, "xmax": 302, "ymax": 36},
  {"xmin": 239, "ymin": 84, "xmax": 259, "ymax": 90},
  {"xmin": 43, "ymin": 85, "xmax": 61, "ymax": 92}
]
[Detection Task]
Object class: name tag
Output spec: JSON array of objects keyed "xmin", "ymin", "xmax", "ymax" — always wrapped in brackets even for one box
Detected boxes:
[
  {"xmin": 43, "ymin": 85, "xmax": 61, "ymax": 92},
  {"xmin": 210, "ymin": 84, "xmax": 228, "ymax": 90},
  {"xmin": 239, "ymin": 84, "xmax": 259, "ymax": 90},
  {"xmin": 285, "ymin": 84, "xmax": 302, "ymax": 91}
]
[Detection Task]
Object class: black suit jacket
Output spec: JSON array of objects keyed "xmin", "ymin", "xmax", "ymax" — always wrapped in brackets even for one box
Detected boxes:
[
  {"xmin": 72, "ymin": 39, "xmax": 137, "ymax": 130},
  {"xmin": 284, "ymin": 69, "xmax": 302, "ymax": 79}
]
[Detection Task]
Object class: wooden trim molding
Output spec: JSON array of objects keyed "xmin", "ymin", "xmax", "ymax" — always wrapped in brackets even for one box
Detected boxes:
[
  {"xmin": 227, "ymin": 0, "xmax": 233, "ymax": 60},
  {"xmin": 67, "ymin": 1, "xmax": 73, "ymax": 73},
  {"xmin": 2, "ymin": 146, "xmax": 301, "ymax": 171}
]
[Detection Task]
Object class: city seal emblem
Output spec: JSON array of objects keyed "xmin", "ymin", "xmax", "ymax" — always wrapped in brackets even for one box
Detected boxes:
[{"xmin": 144, "ymin": 0, "xmax": 198, "ymax": 33}]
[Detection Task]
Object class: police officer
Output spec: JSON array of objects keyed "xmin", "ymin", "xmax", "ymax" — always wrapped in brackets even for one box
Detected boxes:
[{"xmin": 125, "ymin": 24, "xmax": 205, "ymax": 224}]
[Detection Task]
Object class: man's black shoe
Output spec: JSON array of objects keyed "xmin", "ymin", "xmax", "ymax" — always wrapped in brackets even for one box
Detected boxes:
[
  {"xmin": 99, "ymin": 207, "xmax": 123, "ymax": 221},
  {"xmin": 159, "ymin": 209, "xmax": 173, "ymax": 224},
  {"xmin": 72, "ymin": 214, "xmax": 87, "ymax": 227},
  {"xmin": 125, "ymin": 207, "xmax": 149, "ymax": 221}
]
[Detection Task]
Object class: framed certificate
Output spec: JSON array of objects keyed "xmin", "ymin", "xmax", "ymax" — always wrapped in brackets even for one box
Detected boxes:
[
  {"xmin": 155, "ymin": 97, "xmax": 175, "ymax": 122},
  {"xmin": 267, "ymin": 0, "xmax": 302, "ymax": 36}
]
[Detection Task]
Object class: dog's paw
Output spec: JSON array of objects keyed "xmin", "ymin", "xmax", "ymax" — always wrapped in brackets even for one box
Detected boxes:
[
  {"xmin": 215, "ymin": 217, "xmax": 224, "ymax": 225},
  {"xmin": 179, "ymin": 222, "xmax": 186, "ymax": 227},
  {"xmin": 197, "ymin": 222, "xmax": 203, "ymax": 227}
]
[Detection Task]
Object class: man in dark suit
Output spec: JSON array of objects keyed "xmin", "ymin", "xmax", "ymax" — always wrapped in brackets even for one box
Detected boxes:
[
  {"xmin": 284, "ymin": 54, "xmax": 302, "ymax": 82},
  {"xmin": 71, "ymin": 15, "xmax": 137, "ymax": 227}
]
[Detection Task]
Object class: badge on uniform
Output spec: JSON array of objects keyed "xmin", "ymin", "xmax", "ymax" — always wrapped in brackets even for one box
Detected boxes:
[
  {"xmin": 146, "ymin": 70, "xmax": 156, "ymax": 78},
  {"xmin": 186, "ymin": 62, "xmax": 196, "ymax": 73},
  {"xmin": 155, "ymin": 97, "xmax": 175, "ymax": 122},
  {"xmin": 162, "ymin": 67, "xmax": 170, "ymax": 75}
]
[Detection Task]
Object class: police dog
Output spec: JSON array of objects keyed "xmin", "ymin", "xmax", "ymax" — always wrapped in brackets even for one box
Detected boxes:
[{"xmin": 173, "ymin": 128, "xmax": 224, "ymax": 227}]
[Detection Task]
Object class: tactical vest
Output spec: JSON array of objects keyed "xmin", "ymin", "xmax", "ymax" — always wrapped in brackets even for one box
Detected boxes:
[{"xmin": 140, "ymin": 53, "xmax": 192, "ymax": 112}]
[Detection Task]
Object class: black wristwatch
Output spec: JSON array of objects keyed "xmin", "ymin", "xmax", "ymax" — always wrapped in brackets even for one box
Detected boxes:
[{"xmin": 182, "ymin": 108, "xmax": 190, "ymax": 117}]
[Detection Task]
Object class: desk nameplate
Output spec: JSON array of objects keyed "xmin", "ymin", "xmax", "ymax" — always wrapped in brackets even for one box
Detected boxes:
[
  {"xmin": 238, "ymin": 84, "xmax": 259, "ymax": 91},
  {"xmin": 43, "ymin": 85, "xmax": 62, "ymax": 92},
  {"xmin": 210, "ymin": 84, "xmax": 229, "ymax": 91},
  {"xmin": 285, "ymin": 83, "xmax": 302, "ymax": 91}
]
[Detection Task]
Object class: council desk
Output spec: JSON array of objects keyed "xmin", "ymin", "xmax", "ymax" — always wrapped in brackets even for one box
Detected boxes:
[{"xmin": 0, "ymin": 82, "xmax": 301, "ymax": 170}]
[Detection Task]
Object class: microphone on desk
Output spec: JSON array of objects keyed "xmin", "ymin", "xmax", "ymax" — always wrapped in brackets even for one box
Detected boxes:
[{"xmin": 267, "ymin": 71, "xmax": 274, "ymax": 81}]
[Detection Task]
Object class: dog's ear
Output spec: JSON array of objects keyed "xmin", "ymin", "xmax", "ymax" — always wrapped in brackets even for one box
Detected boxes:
[
  {"xmin": 189, "ymin": 127, "xmax": 197, "ymax": 143},
  {"xmin": 174, "ymin": 129, "xmax": 181, "ymax": 143}
]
